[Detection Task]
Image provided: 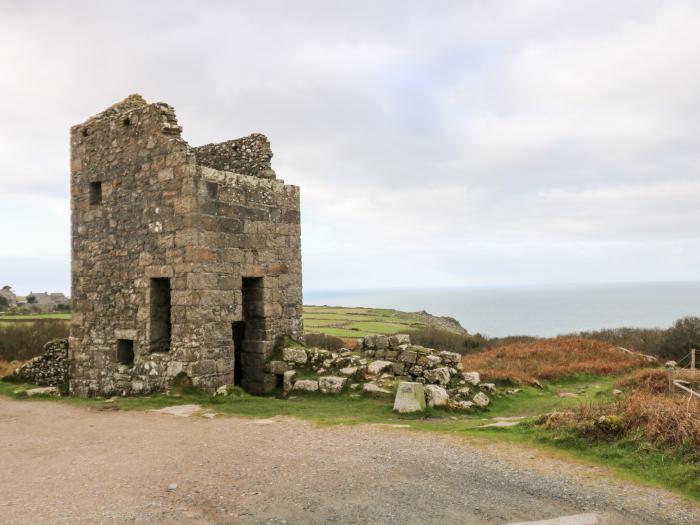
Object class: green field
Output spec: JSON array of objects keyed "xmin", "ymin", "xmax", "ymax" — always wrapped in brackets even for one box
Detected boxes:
[
  {"xmin": 0, "ymin": 307, "xmax": 446, "ymax": 337},
  {"xmin": 303, "ymin": 306, "xmax": 434, "ymax": 337}
]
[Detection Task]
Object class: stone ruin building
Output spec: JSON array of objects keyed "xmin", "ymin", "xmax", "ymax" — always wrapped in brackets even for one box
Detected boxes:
[{"xmin": 69, "ymin": 95, "xmax": 303, "ymax": 396}]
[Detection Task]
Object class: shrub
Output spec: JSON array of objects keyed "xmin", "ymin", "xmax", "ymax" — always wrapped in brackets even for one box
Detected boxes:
[
  {"xmin": 658, "ymin": 317, "xmax": 700, "ymax": 361},
  {"xmin": 304, "ymin": 332, "xmax": 345, "ymax": 351},
  {"xmin": 462, "ymin": 337, "xmax": 650, "ymax": 384},
  {"xmin": 539, "ymin": 392, "xmax": 700, "ymax": 457},
  {"xmin": 0, "ymin": 320, "xmax": 69, "ymax": 362},
  {"xmin": 572, "ymin": 316, "xmax": 700, "ymax": 361},
  {"xmin": 408, "ymin": 327, "xmax": 485, "ymax": 355},
  {"xmin": 615, "ymin": 368, "xmax": 669, "ymax": 395}
]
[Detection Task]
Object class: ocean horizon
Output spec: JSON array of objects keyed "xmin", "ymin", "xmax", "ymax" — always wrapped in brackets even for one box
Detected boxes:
[{"xmin": 304, "ymin": 281, "xmax": 700, "ymax": 338}]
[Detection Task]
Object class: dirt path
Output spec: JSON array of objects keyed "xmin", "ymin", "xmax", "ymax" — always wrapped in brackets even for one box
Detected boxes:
[{"xmin": 0, "ymin": 398, "xmax": 697, "ymax": 525}]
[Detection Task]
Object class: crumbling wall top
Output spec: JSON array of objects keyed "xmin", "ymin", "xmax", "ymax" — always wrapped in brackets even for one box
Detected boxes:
[{"xmin": 194, "ymin": 134, "xmax": 276, "ymax": 179}]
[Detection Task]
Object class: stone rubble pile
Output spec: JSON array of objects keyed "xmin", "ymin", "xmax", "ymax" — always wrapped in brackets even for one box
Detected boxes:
[
  {"xmin": 14, "ymin": 339, "xmax": 69, "ymax": 394},
  {"xmin": 269, "ymin": 334, "xmax": 494, "ymax": 410}
]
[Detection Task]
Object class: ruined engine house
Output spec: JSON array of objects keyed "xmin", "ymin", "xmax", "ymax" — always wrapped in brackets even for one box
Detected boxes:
[{"xmin": 69, "ymin": 95, "xmax": 303, "ymax": 396}]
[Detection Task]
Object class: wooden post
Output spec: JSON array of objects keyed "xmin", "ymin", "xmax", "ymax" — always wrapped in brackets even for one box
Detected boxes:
[
  {"xmin": 692, "ymin": 348, "xmax": 696, "ymax": 371},
  {"xmin": 668, "ymin": 366, "xmax": 675, "ymax": 396}
]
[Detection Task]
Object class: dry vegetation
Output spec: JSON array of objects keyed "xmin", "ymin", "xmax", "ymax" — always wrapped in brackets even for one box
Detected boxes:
[
  {"xmin": 0, "ymin": 320, "xmax": 69, "ymax": 364},
  {"xmin": 462, "ymin": 337, "xmax": 651, "ymax": 384},
  {"xmin": 540, "ymin": 391, "xmax": 700, "ymax": 458}
]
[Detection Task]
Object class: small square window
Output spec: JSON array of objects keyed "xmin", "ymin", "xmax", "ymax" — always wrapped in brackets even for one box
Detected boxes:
[
  {"xmin": 206, "ymin": 181, "xmax": 218, "ymax": 199},
  {"xmin": 117, "ymin": 339, "xmax": 134, "ymax": 365},
  {"xmin": 89, "ymin": 181, "xmax": 102, "ymax": 205}
]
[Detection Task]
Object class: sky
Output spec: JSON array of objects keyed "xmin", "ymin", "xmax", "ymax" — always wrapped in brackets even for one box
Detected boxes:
[{"xmin": 1, "ymin": 0, "xmax": 700, "ymax": 295}]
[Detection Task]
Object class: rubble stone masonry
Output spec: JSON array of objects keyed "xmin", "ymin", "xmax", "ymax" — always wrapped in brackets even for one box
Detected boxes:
[{"xmin": 69, "ymin": 95, "xmax": 303, "ymax": 396}]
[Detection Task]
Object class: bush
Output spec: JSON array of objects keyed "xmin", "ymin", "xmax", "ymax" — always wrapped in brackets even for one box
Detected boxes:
[
  {"xmin": 615, "ymin": 368, "xmax": 669, "ymax": 395},
  {"xmin": 658, "ymin": 317, "xmax": 700, "ymax": 361},
  {"xmin": 573, "ymin": 316, "xmax": 700, "ymax": 361},
  {"xmin": 462, "ymin": 337, "xmax": 651, "ymax": 384},
  {"xmin": 304, "ymin": 332, "xmax": 345, "ymax": 351},
  {"xmin": 0, "ymin": 320, "xmax": 69, "ymax": 362},
  {"xmin": 539, "ymin": 392, "xmax": 700, "ymax": 456},
  {"xmin": 408, "ymin": 327, "xmax": 485, "ymax": 355}
]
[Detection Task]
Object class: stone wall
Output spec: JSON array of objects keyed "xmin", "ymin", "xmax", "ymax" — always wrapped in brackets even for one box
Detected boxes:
[
  {"xmin": 14, "ymin": 339, "xmax": 69, "ymax": 394},
  {"xmin": 70, "ymin": 95, "xmax": 302, "ymax": 397},
  {"xmin": 263, "ymin": 335, "xmax": 494, "ymax": 410},
  {"xmin": 194, "ymin": 134, "xmax": 276, "ymax": 179}
]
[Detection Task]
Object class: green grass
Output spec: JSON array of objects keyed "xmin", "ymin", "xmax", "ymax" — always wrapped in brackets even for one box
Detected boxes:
[
  {"xmin": 0, "ymin": 313, "xmax": 71, "ymax": 321},
  {"xmin": 302, "ymin": 305, "xmax": 436, "ymax": 337},
  {"xmin": 1, "ymin": 373, "xmax": 697, "ymax": 500},
  {"xmin": 349, "ymin": 321, "xmax": 419, "ymax": 334}
]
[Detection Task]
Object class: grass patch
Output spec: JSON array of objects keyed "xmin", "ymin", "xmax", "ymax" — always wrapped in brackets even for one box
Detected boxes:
[{"xmin": 0, "ymin": 313, "xmax": 71, "ymax": 320}]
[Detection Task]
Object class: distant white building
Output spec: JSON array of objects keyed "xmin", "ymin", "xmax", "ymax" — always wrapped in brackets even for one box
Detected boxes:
[{"xmin": 26, "ymin": 291, "xmax": 69, "ymax": 312}]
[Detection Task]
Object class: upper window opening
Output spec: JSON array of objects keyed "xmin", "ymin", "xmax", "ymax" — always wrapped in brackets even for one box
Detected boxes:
[
  {"xmin": 82, "ymin": 128, "xmax": 89, "ymax": 137},
  {"xmin": 89, "ymin": 181, "xmax": 102, "ymax": 205},
  {"xmin": 206, "ymin": 182, "xmax": 218, "ymax": 199},
  {"xmin": 123, "ymin": 117, "xmax": 131, "ymax": 127}
]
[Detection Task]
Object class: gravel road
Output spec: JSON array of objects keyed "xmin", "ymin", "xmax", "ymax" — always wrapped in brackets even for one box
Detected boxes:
[{"xmin": 1, "ymin": 398, "xmax": 698, "ymax": 525}]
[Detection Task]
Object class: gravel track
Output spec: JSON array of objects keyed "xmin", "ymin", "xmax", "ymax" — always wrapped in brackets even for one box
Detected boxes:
[{"xmin": 1, "ymin": 398, "xmax": 698, "ymax": 524}]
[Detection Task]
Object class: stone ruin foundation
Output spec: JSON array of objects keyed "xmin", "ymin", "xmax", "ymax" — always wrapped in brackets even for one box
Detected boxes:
[
  {"xmin": 69, "ymin": 95, "xmax": 303, "ymax": 396},
  {"xmin": 257, "ymin": 334, "xmax": 495, "ymax": 410}
]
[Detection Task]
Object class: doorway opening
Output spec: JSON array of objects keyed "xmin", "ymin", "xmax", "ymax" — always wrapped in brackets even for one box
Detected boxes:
[
  {"xmin": 232, "ymin": 321, "xmax": 245, "ymax": 386},
  {"xmin": 149, "ymin": 277, "xmax": 171, "ymax": 353},
  {"xmin": 232, "ymin": 277, "xmax": 264, "ymax": 389}
]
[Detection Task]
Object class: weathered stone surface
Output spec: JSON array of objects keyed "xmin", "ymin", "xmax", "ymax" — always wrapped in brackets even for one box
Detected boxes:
[
  {"xmin": 388, "ymin": 334, "xmax": 411, "ymax": 348},
  {"xmin": 375, "ymin": 335, "xmax": 389, "ymax": 350},
  {"xmin": 363, "ymin": 382, "xmax": 391, "ymax": 396},
  {"xmin": 25, "ymin": 386, "xmax": 59, "ymax": 397},
  {"xmin": 399, "ymin": 350, "xmax": 418, "ymax": 364},
  {"xmin": 450, "ymin": 400, "xmax": 475, "ymax": 410},
  {"xmin": 267, "ymin": 360, "xmax": 288, "ymax": 375},
  {"xmin": 367, "ymin": 360, "xmax": 393, "ymax": 376},
  {"xmin": 472, "ymin": 392, "xmax": 490, "ymax": 407},
  {"xmin": 453, "ymin": 386, "xmax": 471, "ymax": 399},
  {"xmin": 283, "ymin": 370, "xmax": 297, "ymax": 392},
  {"xmin": 479, "ymin": 383, "xmax": 496, "ymax": 393},
  {"xmin": 424, "ymin": 385, "xmax": 449, "ymax": 407},
  {"xmin": 154, "ymin": 404, "xmax": 202, "ymax": 417},
  {"xmin": 69, "ymin": 95, "xmax": 303, "ymax": 397},
  {"xmin": 282, "ymin": 348, "xmax": 307, "ymax": 364},
  {"xmin": 339, "ymin": 367, "xmax": 358, "ymax": 377},
  {"xmin": 424, "ymin": 367, "xmax": 450, "ymax": 385},
  {"xmin": 437, "ymin": 351, "xmax": 461, "ymax": 366},
  {"xmin": 463, "ymin": 371, "xmax": 481, "ymax": 386},
  {"xmin": 14, "ymin": 339, "xmax": 69, "ymax": 393},
  {"xmin": 391, "ymin": 362, "xmax": 405, "ymax": 375},
  {"xmin": 409, "ymin": 365, "xmax": 424, "ymax": 376},
  {"xmin": 292, "ymin": 379, "xmax": 318, "ymax": 392},
  {"xmin": 393, "ymin": 382, "xmax": 426, "ymax": 413},
  {"xmin": 319, "ymin": 376, "xmax": 347, "ymax": 394}
]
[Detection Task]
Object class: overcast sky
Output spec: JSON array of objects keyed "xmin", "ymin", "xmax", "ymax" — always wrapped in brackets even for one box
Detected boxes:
[{"xmin": 2, "ymin": 0, "xmax": 700, "ymax": 295}]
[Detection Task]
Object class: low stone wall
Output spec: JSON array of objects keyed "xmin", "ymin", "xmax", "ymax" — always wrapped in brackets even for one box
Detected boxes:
[
  {"xmin": 14, "ymin": 339, "xmax": 69, "ymax": 394},
  {"xmin": 268, "ymin": 334, "xmax": 493, "ymax": 410}
]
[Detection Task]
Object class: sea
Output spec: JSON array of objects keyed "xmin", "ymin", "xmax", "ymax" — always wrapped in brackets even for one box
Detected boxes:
[{"xmin": 304, "ymin": 281, "xmax": 700, "ymax": 338}]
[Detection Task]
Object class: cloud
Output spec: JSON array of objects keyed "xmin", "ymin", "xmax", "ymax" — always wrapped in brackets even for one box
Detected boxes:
[{"xmin": 0, "ymin": 0, "xmax": 699, "ymax": 293}]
